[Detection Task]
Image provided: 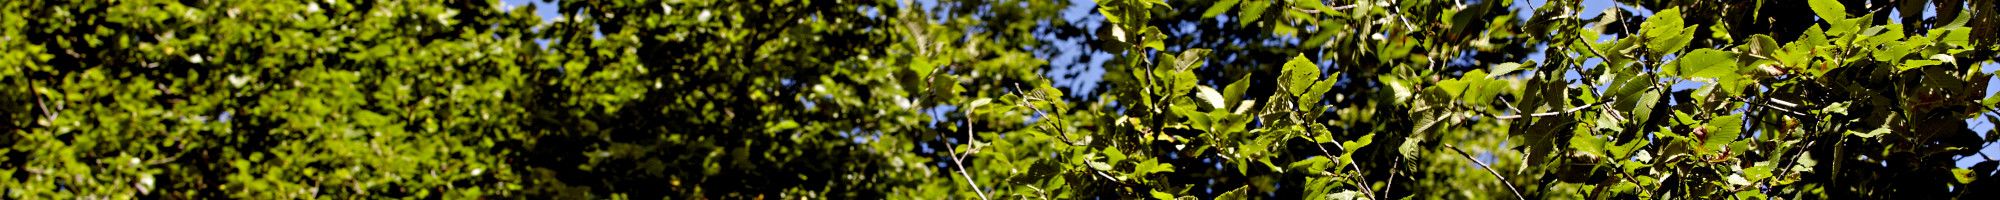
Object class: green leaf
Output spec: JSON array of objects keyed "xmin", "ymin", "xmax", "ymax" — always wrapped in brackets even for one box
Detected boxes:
[
  {"xmin": 1239, "ymin": 0, "xmax": 1272, "ymax": 26},
  {"xmin": 1379, "ymin": 76, "xmax": 1415, "ymax": 102},
  {"xmin": 1141, "ymin": 26, "xmax": 1168, "ymax": 51},
  {"xmin": 1489, "ymin": 62, "xmax": 1524, "ymax": 78},
  {"xmin": 1899, "ymin": 59, "xmax": 1944, "ymax": 71},
  {"xmin": 1466, "ymin": 70, "xmax": 1500, "ymax": 100},
  {"xmin": 969, "ymin": 98, "xmax": 993, "ymax": 110},
  {"xmin": 1436, "ymin": 78, "xmax": 1472, "ymax": 98},
  {"xmin": 1608, "ymin": 139, "xmax": 1645, "ymax": 159},
  {"xmin": 1281, "ymin": 54, "xmax": 1322, "ymax": 96},
  {"xmin": 1746, "ymin": 34, "xmax": 1782, "ymax": 57},
  {"xmin": 1849, "ymin": 127, "xmax": 1891, "ymax": 138},
  {"xmin": 1291, "ymin": 0, "xmax": 1329, "ymax": 11},
  {"xmin": 1341, "ymin": 133, "xmax": 1377, "ymax": 156},
  {"xmin": 1089, "ymin": 160, "xmax": 1115, "ymax": 171},
  {"xmin": 1746, "ymin": 164, "xmax": 1777, "ymax": 181},
  {"xmin": 1235, "ymin": 100, "xmax": 1258, "ymax": 114},
  {"xmin": 1954, "ymin": 168, "xmax": 1978, "ymax": 184},
  {"xmin": 911, "ymin": 57, "xmax": 939, "ymax": 75},
  {"xmin": 1224, "ymin": 75, "xmax": 1253, "ymax": 104},
  {"xmin": 1414, "ymin": 112, "xmax": 1444, "ymax": 134},
  {"xmin": 1151, "ymin": 190, "xmax": 1177, "ymax": 200},
  {"xmin": 1196, "ymin": 86, "xmax": 1228, "ymax": 110},
  {"xmin": 1288, "ymin": 156, "xmax": 1334, "ymax": 172},
  {"xmin": 1809, "ymin": 0, "xmax": 1847, "ymax": 20},
  {"xmin": 1706, "ymin": 114, "xmax": 1744, "ymax": 150},
  {"xmin": 1098, "ymin": 6, "xmax": 1125, "ymax": 25},
  {"xmin": 1399, "ymin": 137, "xmax": 1424, "ymax": 159},
  {"xmin": 1726, "ymin": 174, "xmax": 1753, "ymax": 186},
  {"xmin": 1203, "ymin": 0, "xmax": 1242, "ymax": 18},
  {"xmin": 1571, "ymin": 132, "xmax": 1608, "ymax": 155},
  {"xmin": 1217, "ymin": 186, "xmax": 1253, "ymax": 200},
  {"xmin": 1874, "ymin": 41, "xmax": 1915, "ymax": 63},
  {"xmin": 1984, "ymin": 94, "xmax": 2000, "ymax": 109},
  {"xmin": 1299, "ymin": 72, "xmax": 1339, "ymax": 110},
  {"xmin": 1132, "ymin": 68, "xmax": 1159, "ymax": 106},
  {"xmin": 1036, "ymin": 84, "xmax": 1067, "ymax": 100},
  {"xmin": 1137, "ymin": 159, "xmax": 1177, "ymax": 175},
  {"xmin": 1436, "ymin": 70, "xmax": 1500, "ymax": 104},
  {"xmin": 1157, "ymin": 60, "xmax": 1200, "ymax": 97},
  {"xmin": 1640, "ymin": 8, "xmax": 1688, "ymax": 54},
  {"xmin": 1654, "ymin": 25, "xmax": 1697, "ymax": 55},
  {"xmin": 1667, "ymin": 49, "xmax": 1741, "ymax": 79},
  {"xmin": 1326, "ymin": 190, "xmax": 1363, "ymax": 200},
  {"xmin": 1143, "ymin": 0, "xmax": 1172, "ymax": 9},
  {"xmin": 1633, "ymin": 90, "xmax": 1663, "ymax": 124},
  {"xmin": 1105, "ymin": 147, "xmax": 1128, "ymax": 164},
  {"xmin": 1175, "ymin": 49, "xmax": 1212, "ymax": 70},
  {"xmin": 1171, "ymin": 71, "xmax": 1199, "ymax": 96}
]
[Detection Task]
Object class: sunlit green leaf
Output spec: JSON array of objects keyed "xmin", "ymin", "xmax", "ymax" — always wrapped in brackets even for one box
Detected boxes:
[
  {"xmin": 1204, "ymin": 0, "xmax": 1243, "ymax": 18},
  {"xmin": 1809, "ymin": 0, "xmax": 1847, "ymax": 20},
  {"xmin": 1281, "ymin": 53, "xmax": 1321, "ymax": 96}
]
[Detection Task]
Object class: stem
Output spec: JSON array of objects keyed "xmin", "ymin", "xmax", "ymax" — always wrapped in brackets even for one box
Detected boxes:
[
  {"xmin": 1312, "ymin": 135, "xmax": 1379, "ymax": 199},
  {"xmin": 1013, "ymin": 83, "xmax": 1076, "ymax": 145},
  {"xmin": 1492, "ymin": 100, "xmax": 1608, "ymax": 119},
  {"xmin": 1445, "ymin": 144, "xmax": 1527, "ymax": 200},
  {"xmin": 28, "ymin": 76, "xmax": 56, "ymax": 121},
  {"xmin": 944, "ymin": 110, "xmax": 989, "ymax": 200}
]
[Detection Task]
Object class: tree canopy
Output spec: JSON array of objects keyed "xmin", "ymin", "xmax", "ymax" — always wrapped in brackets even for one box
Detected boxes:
[{"xmin": 4, "ymin": 0, "xmax": 2000, "ymax": 199}]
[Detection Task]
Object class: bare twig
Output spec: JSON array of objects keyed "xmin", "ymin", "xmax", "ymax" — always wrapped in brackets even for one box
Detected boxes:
[
  {"xmin": 944, "ymin": 109, "xmax": 990, "ymax": 200},
  {"xmin": 914, "ymin": 63, "xmax": 987, "ymax": 200},
  {"xmin": 1737, "ymin": 97, "xmax": 1811, "ymax": 118},
  {"xmin": 1497, "ymin": 97, "xmax": 1526, "ymax": 114},
  {"xmin": 1445, "ymin": 144, "xmax": 1527, "ymax": 200},
  {"xmin": 1492, "ymin": 100, "xmax": 1607, "ymax": 119},
  {"xmin": 1386, "ymin": 157, "xmax": 1399, "ymax": 197}
]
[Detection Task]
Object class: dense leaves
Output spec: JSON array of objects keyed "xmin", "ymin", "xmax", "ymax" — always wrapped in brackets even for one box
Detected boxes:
[{"xmin": 4, "ymin": 0, "xmax": 2000, "ymax": 199}]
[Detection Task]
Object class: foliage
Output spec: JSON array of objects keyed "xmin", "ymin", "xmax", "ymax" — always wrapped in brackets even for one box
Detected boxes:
[{"xmin": 4, "ymin": 0, "xmax": 2000, "ymax": 199}]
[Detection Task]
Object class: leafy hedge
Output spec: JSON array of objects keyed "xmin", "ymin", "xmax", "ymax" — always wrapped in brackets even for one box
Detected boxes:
[{"xmin": 3, "ymin": 0, "xmax": 1999, "ymax": 199}]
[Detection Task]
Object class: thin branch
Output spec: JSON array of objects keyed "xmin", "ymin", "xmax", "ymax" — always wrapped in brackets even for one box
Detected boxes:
[
  {"xmin": 1603, "ymin": 156, "xmax": 1658, "ymax": 193},
  {"xmin": 944, "ymin": 109, "xmax": 990, "ymax": 200},
  {"xmin": 28, "ymin": 78, "xmax": 56, "ymax": 121},
  {"xmin": 1013, "ymin": 83, "xmax": 1076, "ymax": 145},
  {"xmin": 1492, "ymin": 100, "xmax": 1606, "ymax": 119},
  {"xmin": 1445, "ymin": 144, "xmax": 1527, "ymax": 200},
  {"xmin": 1294, "ymin": 4, "xmax": 1359, "ymax": 14},
  {"xmin": 909, "ymin": 60, "xmax": 987, "ymax": 199},
  {"xmin": 145, "ymin": 154, "xmax": 183, "ymax": 165},
  {"xmin": 1603, "ymin": 102, "xmax": 1630, "ymax": 122},
  {"xmin": 1737, "ymin": 97, "xmax": 1811, "ymax": 118},
  {"xmin": 1313, "ymin": 135, "xmax": 1380, "ymax": 199},
  {"xmin": 1497, "ymin": 97, "xmax": 1526, "ymax": 114},
  {"xmin": 1763, "ymin": 139, "xmax": 1817, "ymax": 197},
  {"xmin": 1385, "ymin": 157, "xmax": 1399, "ymax": 197}
]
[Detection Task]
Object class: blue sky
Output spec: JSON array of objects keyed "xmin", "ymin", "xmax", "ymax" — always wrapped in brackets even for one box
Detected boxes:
[
  {"xmin": 499, "ymin": 0, "xmax": 559, "ymax": 23},
  {"xmin": 500, "ymin": 0, "xmax": 2000, "ymax": 167}
]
